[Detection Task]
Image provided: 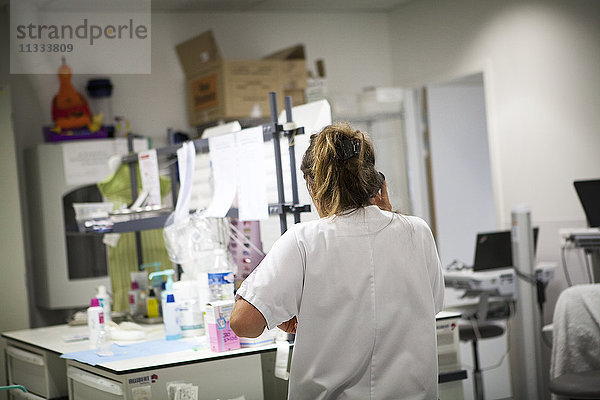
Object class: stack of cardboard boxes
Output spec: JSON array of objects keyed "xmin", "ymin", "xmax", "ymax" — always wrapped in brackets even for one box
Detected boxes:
[{"xmin": 176, "ymin": 30, "xmax": 308, "ymax": 126}]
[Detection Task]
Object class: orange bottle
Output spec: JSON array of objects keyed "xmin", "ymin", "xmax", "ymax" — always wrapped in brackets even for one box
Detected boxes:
[{"xmin": 52, "ymin": 57, "xmax": 92, "ymax": 130}]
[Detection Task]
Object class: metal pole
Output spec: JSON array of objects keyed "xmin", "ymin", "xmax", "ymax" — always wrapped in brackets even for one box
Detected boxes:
[
  {"xmin": 270, "ymin": 92, "xmax": 287, "ymax": 234},
  {"xmin": 285, "ymin": 96, "xmax": 301, "ymax": 224},
  {"xmin": 127, "ymin": 134, "xmax": 144, "ymax": 269},
  {"xmin": 509, "ymin": 205, "xmax": 543, "ymax": 399},
  {"xmin": 167, "ymin": 128, "xmax": 179, "ymax": 207},
  {"xmin": 589, "ymin": 249, "xmax": 600, "ymax": 283}
]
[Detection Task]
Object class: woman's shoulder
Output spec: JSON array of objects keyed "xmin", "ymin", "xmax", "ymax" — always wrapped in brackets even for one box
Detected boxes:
[{"xmin": 392, "ymin": 214, "xmax": 433, "ymax": 235}]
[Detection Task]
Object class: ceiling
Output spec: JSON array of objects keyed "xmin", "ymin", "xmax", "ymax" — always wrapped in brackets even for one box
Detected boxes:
[
  {"xmin": 9, "ymin": 0, "xmax": 414, "ymax": 13},
  {"xmin": 150, "ymin": 0, "xmax": 413, "ymax": 13}
]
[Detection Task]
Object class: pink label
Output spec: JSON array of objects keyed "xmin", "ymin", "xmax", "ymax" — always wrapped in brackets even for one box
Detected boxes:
[
  {"xmin": 129, "ymin": 294, "xmax": 135, "ymax": 304},
  {"xmin": 99, "ymin": 312, "xmax": 104, "ymax": 325}
]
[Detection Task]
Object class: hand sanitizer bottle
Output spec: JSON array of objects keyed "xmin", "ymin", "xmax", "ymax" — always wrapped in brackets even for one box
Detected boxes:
[{"xmin": 163, "ymin": 293, "xmax": 182, "ymax": 340}]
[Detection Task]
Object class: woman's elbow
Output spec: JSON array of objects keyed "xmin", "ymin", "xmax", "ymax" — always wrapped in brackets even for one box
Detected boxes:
[
  {"xmin": 230, "ymin": 323, "xmax": 255, "ymax": 338},
  {"xmin": 230, "ymin": 301, "xmax": 265, "ymax": 338},
  {"xmin": 230, "ymin": 313, "xmax": 249, "ymax": 337}
]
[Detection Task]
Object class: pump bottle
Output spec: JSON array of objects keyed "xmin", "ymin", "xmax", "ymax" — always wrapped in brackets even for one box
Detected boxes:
[
  {"xmin": 148, "ymin": 269, "xmax": 182, "ymax": 340},
  {"xmin": 96, "ymin": 285, "xmax": 111, "ymax": 323},
  {"xmin": 163, "ymin": 293, "xmax": 182, "ymax": 340}
]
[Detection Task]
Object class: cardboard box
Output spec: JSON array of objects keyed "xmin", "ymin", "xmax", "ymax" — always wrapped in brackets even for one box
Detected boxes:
[
  {"xmin": 205, "ymin": 300, "xmax": 240, "ymax": 352},
  {"xmin": 176, "ymin": 30, "xmax": 285, "ymax": 125},
  {"xmin": 263, "ymin": 44, "xmax": 308, "ymax": 107}
]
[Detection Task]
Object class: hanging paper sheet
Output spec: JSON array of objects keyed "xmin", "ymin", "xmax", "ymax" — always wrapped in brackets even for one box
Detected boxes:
[{"xmin": 236, "ymin": 126, "xmax": 268, "ymax": 221}]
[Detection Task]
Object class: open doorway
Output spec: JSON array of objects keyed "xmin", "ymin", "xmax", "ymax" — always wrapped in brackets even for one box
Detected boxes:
[
  {"xmin": 426, "ymin": 72, "xmax": 496, "ymax": 267},
  {"xmin": 405, "ymin": 72, "xmax": 512, "ymax": 400},
  {"xmin": 405, "ymin": 72, "xmax": 497, "ymax": 266}
]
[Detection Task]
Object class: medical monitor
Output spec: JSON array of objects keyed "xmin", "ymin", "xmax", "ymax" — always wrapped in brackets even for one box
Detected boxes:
[
  {"xmin": 573, "ymin": 179, "xmax": 600, "ymax": 228},
  {"xmin": 473, "ymin": 228, "xmax": 539, "ymax": 272}
]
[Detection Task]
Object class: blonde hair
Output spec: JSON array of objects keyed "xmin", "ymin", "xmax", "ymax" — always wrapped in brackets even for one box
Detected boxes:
[{"xmin": 300, "ymin": 122, "xmax": 383, "ymax": 218}]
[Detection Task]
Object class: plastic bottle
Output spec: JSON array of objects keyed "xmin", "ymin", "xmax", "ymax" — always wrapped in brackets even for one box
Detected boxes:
[
  {"xmin": 146, "ymin": 288, "xmax": 160, "ymax": 319},
  {"xmin": 207, "ymin": 249, "xmax": 235, "ymax": 301},
  {"xmin": 174, "ymin": 280, "xmax": 204, "ymax": 337},
  {"xmin": 160, "ymin": 281, "xmax": 166, "ymax": 315},
  {"xmin": 95, "ymin": 327, "xmax": 113, "ymax": 356},
  {"xmin": 96, "ymin": 285, "xmax": 111, "ymax": 324},
  {"xmin": 87, "ymin": 298, "xmax": 104, "ymax": 348},
  {"xmin": 147, "ymin": 269, "xmax": 182, "ymax": 339},
  {"xmin": 163, "ymin": 293, "xmax": 182, "ymax": 340},
  {"xmin": 128, "ymin": 281, "xmax": 141, "ymax": 317}
]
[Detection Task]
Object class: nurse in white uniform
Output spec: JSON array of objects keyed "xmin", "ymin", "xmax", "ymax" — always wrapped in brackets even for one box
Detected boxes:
[{"xmin": 231, "ymin": 122, "xmax": 444, "ymax": 400}]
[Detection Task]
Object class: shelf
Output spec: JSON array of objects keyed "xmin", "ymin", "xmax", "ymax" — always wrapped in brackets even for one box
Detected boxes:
[
  {"xmin": 120, "ymin": 123, "xmax": 304, "ymax": 164},
  {"xmin": 570, "ymin": 234, "xmax": 600, "ymax": 249},
  {"xmin": 76, "ymin": 93, "xmax": 312, "ymax": 269},
  {"xmin": 111, "ymin": 215, "xmax": 171, "ymax": 233},
  {"xmin": 334, "ymin": 111, "xmax": 404, "ymax": 124},
  {"xmin": 72, "ymin": 203, "xmax": 312, "ymax": 234}
]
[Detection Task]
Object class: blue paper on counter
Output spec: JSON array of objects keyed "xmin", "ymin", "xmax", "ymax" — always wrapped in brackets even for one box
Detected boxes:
[{"xmin": 61, "ymin": 339, "xmax": 194, "ymax": 366}]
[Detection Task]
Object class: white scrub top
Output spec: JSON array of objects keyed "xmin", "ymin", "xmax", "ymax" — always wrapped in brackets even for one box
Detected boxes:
[{"xmin": 236, "ymin": 205, "xmax": 444, "ymax": 400}]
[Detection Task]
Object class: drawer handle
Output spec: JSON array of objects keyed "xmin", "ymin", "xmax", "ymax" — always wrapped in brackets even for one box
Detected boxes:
[
  {"xmin": 6, "ymin": 346, "xmax": 44, "ymax": 367},
  {"xmin": 67, "ymin": 366, "xmax": 123, "ymax": 396}
]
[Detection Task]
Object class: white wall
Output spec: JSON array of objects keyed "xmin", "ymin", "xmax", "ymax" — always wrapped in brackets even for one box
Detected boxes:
[
  {"xmin": 0, "ymin": 85, "xmax": 30, "ymax": 333},
  {"xmin": 10, "ymin": 11, "xmax": 394, "ymax": 152},
  {"xmin": 389, "ymin": 0, "xmax": 600, "ymax": 326},
  {"xmin": 389, "ymin": 0, "xmax": 600, "ymax": 228},
  {"xmin": 0, "ymin": 6, "xmax": 30, "ymax": 333},
  {"xmin": 388, "ymin": 0, "xmax": 600, "ymax": 263},
  {"xmin": 389, "ymin": 0, "xmax": 600, "ymax": 397}
]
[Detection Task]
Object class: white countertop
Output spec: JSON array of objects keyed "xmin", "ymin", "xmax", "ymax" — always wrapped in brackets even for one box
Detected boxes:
[
  {"xmin": 3, "ymin": 313, "xmax": 462, "ymax": 374},
  {"xmin": 2, "ymin": 324, "xmax": 93, "ymax": 354},
  {"xmin": 92, "ymin": 341, "xmax": 281, "ymax": 373},
  {"xmin": 2, "ymin": 323, "xmax": 282, "ymax": 373}
]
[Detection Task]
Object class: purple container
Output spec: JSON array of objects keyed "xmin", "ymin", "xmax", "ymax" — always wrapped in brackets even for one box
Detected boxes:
[{"xmin": 43, "ymin": 126, "xmax": 109, "ymax": 142}]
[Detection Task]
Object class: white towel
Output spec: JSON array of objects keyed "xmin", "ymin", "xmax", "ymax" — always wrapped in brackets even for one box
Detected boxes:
[{"xmin": 551, "ymin": 284, "xmax": 600, "ymax": 399}]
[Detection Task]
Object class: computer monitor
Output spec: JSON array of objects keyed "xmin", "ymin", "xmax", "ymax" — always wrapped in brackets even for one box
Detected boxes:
[
  {"xmin": 473, "ymin": 227, "xmax": 539, "ymax": 272},
  {"xmin": 574, "ymin": 179, "xmax": 600, "ymax": 228}
]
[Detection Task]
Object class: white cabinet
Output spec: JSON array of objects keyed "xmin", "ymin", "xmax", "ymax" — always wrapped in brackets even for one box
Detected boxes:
[{"xmin": 5, "ymin": 342, "xmax": 67, "ymax": 399}]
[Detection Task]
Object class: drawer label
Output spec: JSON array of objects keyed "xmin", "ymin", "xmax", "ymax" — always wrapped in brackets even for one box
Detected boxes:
[{"xmin": 129, "ymin": 374, "xmax": 158, "ymax": 385}]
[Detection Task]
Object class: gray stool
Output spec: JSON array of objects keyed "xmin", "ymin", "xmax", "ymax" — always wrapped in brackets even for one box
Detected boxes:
[
  {"xmin": 549, "ymin": 370, "xmax": 600, "ymax": 399},
  {"xmin": 459, "ymin": 323, "xmax": 504, "ymax": 400}
]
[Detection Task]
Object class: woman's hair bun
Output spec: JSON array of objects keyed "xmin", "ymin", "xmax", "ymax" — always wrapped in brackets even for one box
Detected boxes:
[{"xmin": 300, "ymin": 122, "xmax": 382, "ymax": 217}]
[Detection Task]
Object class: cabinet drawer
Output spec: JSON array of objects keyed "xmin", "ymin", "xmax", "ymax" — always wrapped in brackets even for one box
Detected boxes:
[
  {"xmin": 9, "ymin": 389, "xmax": 47, "ymax": 400},
  {"xmin": 6, "ymin": 345, "xmax": 46, "ymax": 397},
  {"xmin": 67, "ymin": 366, "xmax": 123, "ymax": 400},
  {"xmin": 5, "ymin": 344, "xmax": 67, "ymax": 399}
]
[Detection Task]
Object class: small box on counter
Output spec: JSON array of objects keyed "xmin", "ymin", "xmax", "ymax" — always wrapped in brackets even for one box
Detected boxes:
[{"xmin": 205, "ymin": 300, "xmax": 240, "ymax": 352}]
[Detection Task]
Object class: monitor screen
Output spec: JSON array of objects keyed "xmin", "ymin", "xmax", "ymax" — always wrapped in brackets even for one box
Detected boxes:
[
  {"xmin": 473, "ymin": 227, "xmax": 539, "ymax": 271},
  {"xmin": 574, "ymin": 179, "xmax": 600, "ymax": 228}
]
